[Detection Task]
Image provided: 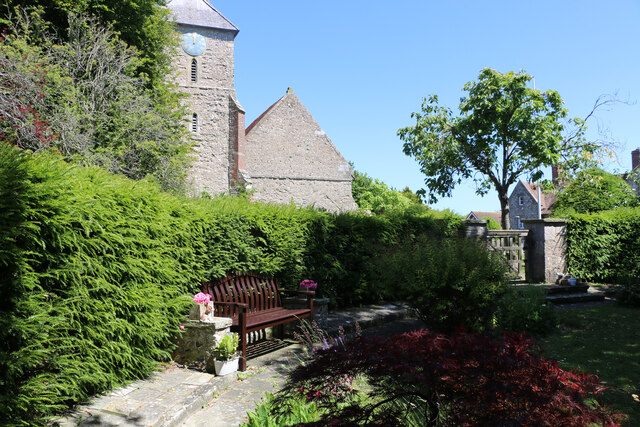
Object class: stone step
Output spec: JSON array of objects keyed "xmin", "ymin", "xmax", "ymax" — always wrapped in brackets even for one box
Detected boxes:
[
  {"xmin": 542, "ymin": 283, "xmax": 590, "ymax": 295},
  {"xmin": 545, "ymin": 292, "xmax": 605, "ymax": 305}
]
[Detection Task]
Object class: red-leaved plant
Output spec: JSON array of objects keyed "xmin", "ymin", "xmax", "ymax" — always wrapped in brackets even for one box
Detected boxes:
[{"xmin": 277, "ymin": 329, "xmax": 626, "ymax": 426}]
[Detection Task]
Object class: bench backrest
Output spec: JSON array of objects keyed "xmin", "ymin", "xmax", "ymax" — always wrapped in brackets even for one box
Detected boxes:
[{"xmin": 202, "ymin": 273, "xmax": 282, "ymax": 318}]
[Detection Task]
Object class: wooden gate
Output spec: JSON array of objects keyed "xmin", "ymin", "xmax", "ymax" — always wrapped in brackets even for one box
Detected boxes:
[{"xmin": 486, "ymin": 230, "xmax": 528, "ymax": 279}]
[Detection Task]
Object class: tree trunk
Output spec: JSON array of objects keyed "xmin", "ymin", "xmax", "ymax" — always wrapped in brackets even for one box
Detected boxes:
[{"xmin": 499, "ymin": 190, "xmax": 510, "ymax": 229}]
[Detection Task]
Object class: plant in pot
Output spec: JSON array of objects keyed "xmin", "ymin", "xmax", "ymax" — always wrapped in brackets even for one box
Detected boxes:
[{"xmin": 213, "ymin": 333, "xmax": 240, "ymax": 376}]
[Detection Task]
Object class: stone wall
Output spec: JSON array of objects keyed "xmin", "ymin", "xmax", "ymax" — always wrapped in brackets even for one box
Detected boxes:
[
  {"xmin": 245, "ymin": 88, "xmax": 358, "ymax": 212},
  {"xmin": 174, "ymin": 25, "xmax": 237, "ymax": 196}
]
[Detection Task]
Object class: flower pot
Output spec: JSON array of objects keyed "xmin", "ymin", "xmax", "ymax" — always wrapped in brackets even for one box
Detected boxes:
[{"xmin": 214, "ymin": 358, "xmax": 239, "ymax": 376}]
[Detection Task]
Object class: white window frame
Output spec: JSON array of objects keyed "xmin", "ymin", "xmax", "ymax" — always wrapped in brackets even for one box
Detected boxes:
[{"xmin": 518, "ymin": 195, "xmax": 524, "ymax": 206}]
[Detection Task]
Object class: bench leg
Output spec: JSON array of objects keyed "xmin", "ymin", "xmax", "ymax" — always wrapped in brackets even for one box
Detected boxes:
[{"xmin": 239, "ymin": 313, "xmax": 247, "ymax": 371}]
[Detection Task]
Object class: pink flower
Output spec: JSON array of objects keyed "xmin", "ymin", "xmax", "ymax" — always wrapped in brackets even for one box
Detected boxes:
[
  {"xmin": 299, "ymin": 279, "xmax": 318, "ymax": 289},
  {"xmin": 193, "ymin": 292, "xmax": 211, "ymax": 305},
  {"xmin": 179, "ymin": 325, "xmax": 185, "ymax": 330}
]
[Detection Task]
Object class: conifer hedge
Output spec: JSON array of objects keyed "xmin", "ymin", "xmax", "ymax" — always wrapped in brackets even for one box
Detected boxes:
[
  {"xmin": 565, "ymin": 208, "xmax": 640, "ymax": 284},
  {"xmin": 0, "ymin": 144, "xmax": 461, "ymax": 424}
]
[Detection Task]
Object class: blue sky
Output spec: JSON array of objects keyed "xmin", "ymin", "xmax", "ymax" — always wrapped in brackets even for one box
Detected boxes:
[{"xmin": 211, "ymin": 0, "xmax": 640, "ymax": 215}]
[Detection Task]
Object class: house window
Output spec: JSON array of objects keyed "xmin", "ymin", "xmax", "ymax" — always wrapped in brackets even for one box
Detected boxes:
[
  {"xmin": 516, "ymin": 216, "xmax": 523, "ymax": 229},
  {"xmin": 191, "ymin": 113, "xmax": 198, "ymax": 133},
  {"xmin": 518, "ymin": 195, "xmax": 524, "ymax": 206},
  {"xmin": 190, "ymin": 58, "xmax": 198, "ymax": 82}
]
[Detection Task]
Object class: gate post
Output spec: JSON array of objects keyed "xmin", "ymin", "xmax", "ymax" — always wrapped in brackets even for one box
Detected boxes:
[{"xmin": 522, "ymin": 218, "xmax": 567, "ymax": 283}]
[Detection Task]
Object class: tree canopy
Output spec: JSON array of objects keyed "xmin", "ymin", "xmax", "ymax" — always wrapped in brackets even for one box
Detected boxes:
[
  {"xmin": 351, "ymin": 169, "xmax": 430, "ymax": 215},
  {"xmin": 552, "ymin": 168, "xmax": 639, "ymax": 216},
  {"xmin": 0, "ymin": 0, "xmax": 176, "ymax": 88},
  {"xmin": 0, "ymin": 9, "xmax": 190, "ymax": 192},
  {"xmin": 398, "ymin": 68, "xmax": 607, "ymax": 229}
]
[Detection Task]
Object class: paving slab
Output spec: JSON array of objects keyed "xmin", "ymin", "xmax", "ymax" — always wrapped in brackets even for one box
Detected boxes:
[{"xmin": 54, "ymin": 303, "xmax": 413, "ymax": 427}]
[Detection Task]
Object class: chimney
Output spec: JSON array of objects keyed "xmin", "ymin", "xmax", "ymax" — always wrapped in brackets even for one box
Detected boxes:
[
  {"xmin": 551, "ymin": 165, "xmax": 560, "ymax": 185},
  {"xmin": 633, "ymin": 149, "xmax": 640, "ymax": 171}
]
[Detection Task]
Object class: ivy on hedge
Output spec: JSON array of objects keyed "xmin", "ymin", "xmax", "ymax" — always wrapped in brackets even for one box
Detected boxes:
[
  {"xmin": 565, "ymin": 208, "xmax": 640, "ymax": 284},
  {"xmin": 0, "ymin": 144, "xmax": 462, "ymax": 424}
]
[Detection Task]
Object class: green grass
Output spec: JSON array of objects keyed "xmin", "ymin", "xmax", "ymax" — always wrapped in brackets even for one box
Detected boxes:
[{"xmin": 538, "ymin": 305, "xmax": 640, "ymax": 425}]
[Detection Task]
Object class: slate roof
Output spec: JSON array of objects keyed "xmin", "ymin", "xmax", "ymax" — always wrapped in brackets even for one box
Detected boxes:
[
  {"xmin": 167, "ymin": 0, "xmax": 238, "ymax": 33},
  {"xmin": 520, "ymin": 181, "xmax": 557, "ymax": 216},
  {"xmin": 466, "ymin": 211, "xmax": 502, "ymax": 224}
]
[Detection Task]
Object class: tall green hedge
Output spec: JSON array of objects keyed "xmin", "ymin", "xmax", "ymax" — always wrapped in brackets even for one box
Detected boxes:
[
  {"xmin": 565, "ymin": 208, "xmax": 640, "ymax": 284},
  {"xmin": 0, "ymin": 144, "xmax": 461, "ymax": 424}
]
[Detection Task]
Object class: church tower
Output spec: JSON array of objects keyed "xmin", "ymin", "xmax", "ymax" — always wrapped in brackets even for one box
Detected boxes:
[{"xmin": 167, "ymin": 0, "xmax": 246, "ymax": 196}]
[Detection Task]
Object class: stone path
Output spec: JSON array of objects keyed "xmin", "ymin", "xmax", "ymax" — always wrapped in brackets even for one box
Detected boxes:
[{"xmin": 55, "ymin": 303, "xmax": 414, "ymax": 427}]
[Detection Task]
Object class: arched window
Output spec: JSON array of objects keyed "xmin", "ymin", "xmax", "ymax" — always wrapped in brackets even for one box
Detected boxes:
[
  {"xmin": 191, "ymin": 113, "xmax": 198, "ymax": 133},
  {"xmin": 190, "ymin": 58, "xmax": 198, "ymax": 82}
]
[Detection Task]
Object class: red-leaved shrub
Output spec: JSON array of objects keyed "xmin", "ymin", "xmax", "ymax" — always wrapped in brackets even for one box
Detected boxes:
[{"xmin": 278, "ymin": 329, "xmax": 626, "ymax": 426}]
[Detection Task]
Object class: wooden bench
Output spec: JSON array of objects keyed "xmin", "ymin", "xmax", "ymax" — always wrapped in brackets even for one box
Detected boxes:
[{"xmin": 202, "ymin": 273, "xmax": 314, "ymax": 371}]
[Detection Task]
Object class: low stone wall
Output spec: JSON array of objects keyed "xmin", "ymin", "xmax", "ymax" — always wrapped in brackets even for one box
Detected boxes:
[{"xmin": 173, "ymin": 317, "xmax": 232, "ymax": 373}]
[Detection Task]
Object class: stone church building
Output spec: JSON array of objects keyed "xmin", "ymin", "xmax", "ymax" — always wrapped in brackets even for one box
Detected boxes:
[{"xmin": 167, "ymin": 0, "xmax": 357, "ymax": 212}]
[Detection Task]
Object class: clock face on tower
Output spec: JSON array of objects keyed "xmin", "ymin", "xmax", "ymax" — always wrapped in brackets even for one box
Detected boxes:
[{"xmin": 181, "ymin": 32, "xmax": 207, "ymax": 56}]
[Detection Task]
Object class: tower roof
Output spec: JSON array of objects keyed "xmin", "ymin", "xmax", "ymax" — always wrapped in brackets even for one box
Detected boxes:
[{"xmin": 167, "ymin": 0, "xmax": 239, "ymax": 34}]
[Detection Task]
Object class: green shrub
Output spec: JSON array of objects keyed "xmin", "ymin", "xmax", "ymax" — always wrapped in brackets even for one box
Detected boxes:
[
  {"xmin": 481, "ymin": 216, "xmax": 501, "ymax": 229},
  {"xmin": 0, "ymin": 145, "xmax": 196, "ymax": 425},
  {"xmin": 565, "ymin": 208, "xmax": 640, "ymax": 284},
  {"xmin": 495, "ymin": 285, "xmax": 557, "ymax": 336},
  {"xmin": 552, "ymin": 168, "xmax": 639, "ymax": 216},
  {"xmin": 243, "ymin": 392, "xmax": 321, "ymax": 426},
  {"xmin": 373, "ymin": 236, "xmax": 509, "ymax": 333},
  {"xmin": 0, "ymin": 143, "xmax": 463, "ymax": 424},
  {"xmin": 615, "ymin": 283, "xmax": 640, "ymax": 307}
]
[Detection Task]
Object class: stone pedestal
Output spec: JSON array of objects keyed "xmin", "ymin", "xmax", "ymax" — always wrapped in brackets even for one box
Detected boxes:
[{"xmin": 172, "ymin": 317, "xmax": 232, "ymax": 373}]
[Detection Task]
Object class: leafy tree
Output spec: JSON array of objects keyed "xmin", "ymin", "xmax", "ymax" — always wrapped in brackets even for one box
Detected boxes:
[
  {"xmin": 0, "ymin": 0, "xmax": 177, "ymax": 88},
  {"xmin": 399, "ymin": 68, "xmax": 612, "ymax": 229},
  {"xmin": 0, "ymin": 10, "xmax": 191, "ymax": 192},
  {"xmin": 351, "ymin": 169, "xmax": 429, "ymax": 215},
  {"xmin": 552, "ymin": 168, "xmax": 639, "ymax": 216}
]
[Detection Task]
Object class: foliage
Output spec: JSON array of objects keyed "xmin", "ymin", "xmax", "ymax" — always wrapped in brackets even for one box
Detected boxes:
[
  {"xmin": 552, "ymin": 167, "xmax": 639, "ymax": 216},
  {"xmin": 243, "ymin": 392, "xmax": 321, "ymax": 427},
  {"xmin": 480, "ymin": 215, "xmax": 501, "ymax": 229},
  {"xmin": 399, "ymin": 68, "xmax": 612, "ymax": 229},
  {"xmin": 351, "ymin": 169, "xmax": 431, "ymax": 215},
  {"xmin": 0, "ymin": 9, "xmax": 190, "ymax": 193},
  {"xmin": 373, "ymin": 235, "xmax": 509, "ymax": 334},
  {"xmin": 0, "ymin": 144, "xmax": 195, "ymax": 425},
  {"xmin": 538, "ymin": 305, "xmax": 640, "ymax": 425},
  {"xmin": 213, "ymin": 333, "xmax": 239, "ymax": 361},
  {"xmin": 565, "ymin": 207, "xmax": 640, "ymax": 284},
  {"xmin": 0, "ymin": 0, "xmax": 177, "ymax": 89},
  {"xmin": 615, "ymin": 283, "xmax": 640, "ymax": 307},
  {"xmin": 276, "ymin": 329, "xmax": 626, "ymax": 426},
  {"xmin": 495, "ymin": 285, "xmax": 557, "ymax": 336},
  {"xmin": 0, "ymin": 143, "xmax": 462, "ymax": 424}
]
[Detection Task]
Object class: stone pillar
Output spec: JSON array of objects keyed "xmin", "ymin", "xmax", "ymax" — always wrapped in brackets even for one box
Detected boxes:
[
  {"xmin": 464, "ymin": 220, "xmax": 488, "ymax": 241},
  {"xmin": 522, "ymin": 218, "xmax": 567, "ymax": 283}
]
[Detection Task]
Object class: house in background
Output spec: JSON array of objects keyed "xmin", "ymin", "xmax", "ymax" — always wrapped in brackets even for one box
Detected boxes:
[
  {"xmin": 466, "ymin": 211, "xmax": 502, "ymax": 227},
  {"xmin": 508, "ymin": 180, "xmax": 558, "ymax": 229}
]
